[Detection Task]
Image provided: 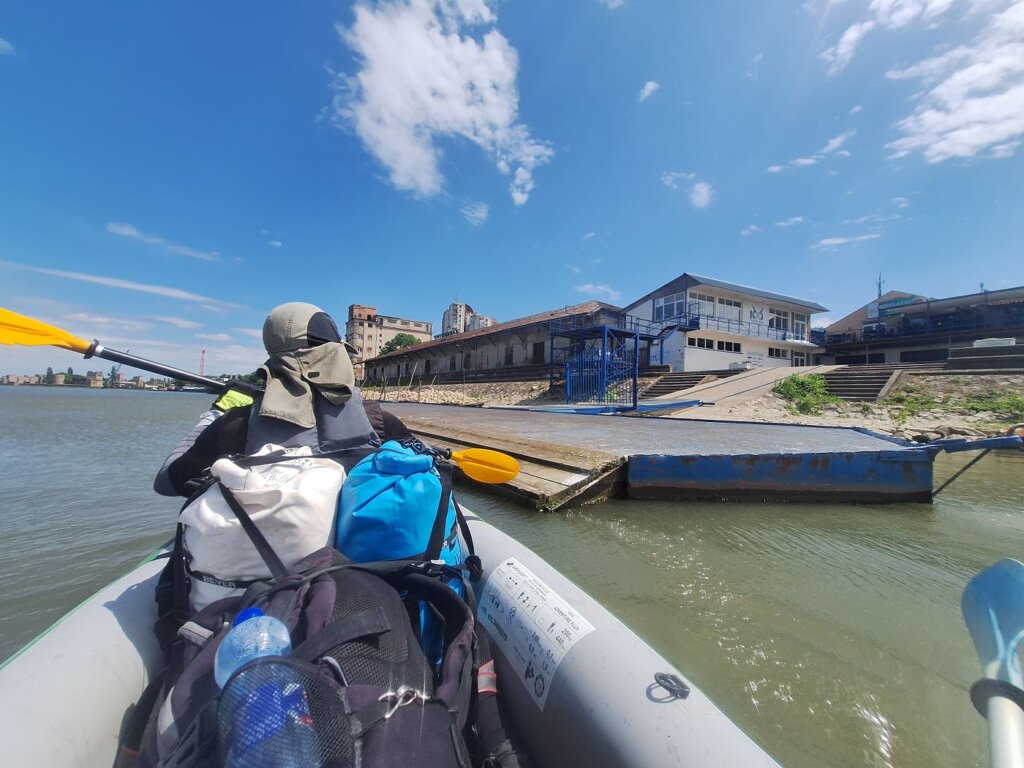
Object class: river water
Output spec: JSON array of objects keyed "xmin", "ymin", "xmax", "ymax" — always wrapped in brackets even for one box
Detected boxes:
[{"xmin": 1, "ymin": 386, "xmax": 1021, "ymax": 767}]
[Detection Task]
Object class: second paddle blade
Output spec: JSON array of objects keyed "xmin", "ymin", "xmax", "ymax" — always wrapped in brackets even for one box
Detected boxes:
[{"xmin": 451, "ymin": 448, "xmax": 520, "ymax": 484}]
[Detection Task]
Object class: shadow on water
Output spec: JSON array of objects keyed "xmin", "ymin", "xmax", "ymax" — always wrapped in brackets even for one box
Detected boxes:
[{"xmin": 1, "ymin": 387, "xmax": 1021, "ymax": 767}]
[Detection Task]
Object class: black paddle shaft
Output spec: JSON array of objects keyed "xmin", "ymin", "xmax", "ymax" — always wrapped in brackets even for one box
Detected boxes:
[{"xmin": 85, "ymin": 341, "xmax": 227, "ymax": 392}]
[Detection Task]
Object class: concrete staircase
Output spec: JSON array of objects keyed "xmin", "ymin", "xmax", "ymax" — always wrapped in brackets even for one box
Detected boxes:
[
  {"xmin": 947, "ymin": 341, "xmax": 1024, "ymax": 370},
  {"xmin": 822, "ymin": 362, "xmax": 945, "ymax": 401},
  {"xmin": 643, "ymin": 369, "xmax": 743, "ymax": 398}
]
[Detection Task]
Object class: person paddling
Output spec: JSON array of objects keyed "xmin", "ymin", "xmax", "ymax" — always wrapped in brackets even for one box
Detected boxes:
[{"xmin": 154, "ymin": 301, "xmax": 410, "ymax": 496}]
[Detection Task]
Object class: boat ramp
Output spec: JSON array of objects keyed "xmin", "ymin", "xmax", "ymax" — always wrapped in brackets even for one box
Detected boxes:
[{"xmin": 384, "ymin": 403, "xmax": 1022, "ymax": 510}]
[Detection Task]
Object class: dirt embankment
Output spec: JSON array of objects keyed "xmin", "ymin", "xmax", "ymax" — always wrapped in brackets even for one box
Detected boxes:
[{"xmin": 680, "ymin": 373, "xmax": 1024, "ymax": 440}]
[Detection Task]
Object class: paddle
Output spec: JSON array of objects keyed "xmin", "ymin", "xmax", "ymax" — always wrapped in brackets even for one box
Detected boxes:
[
  {"xmin": 1, "ymin": 307, "xmax": 521, "ymax": 484},
  {"xmin": 962, "ymin": 559, "xmax": 1024, "ymax": 768},
  {"xmin": 0, "ymin": 307, "xmax": 225, "ymax": 391},
  {"xmin": 448, "ymin": 448, "xmax": 520, "ymax": 484}
]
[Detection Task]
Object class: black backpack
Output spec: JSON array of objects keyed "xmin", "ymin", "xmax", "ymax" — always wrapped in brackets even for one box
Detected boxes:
[{"xmin": 124, "ymin": 483, "xmax": 523, "ymax": 768}]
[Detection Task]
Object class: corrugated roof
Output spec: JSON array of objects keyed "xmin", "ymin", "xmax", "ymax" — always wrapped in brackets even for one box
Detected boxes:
[
  {"xmin": 364, "ymin": 300, "xmax": 621, "ymax": 363},
  {"xmin": 624, "ymin": 273, "xmax": 828, "ymax": 313}
]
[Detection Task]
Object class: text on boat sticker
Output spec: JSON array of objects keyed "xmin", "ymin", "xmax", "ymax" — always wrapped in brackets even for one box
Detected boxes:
[{"xmin": 477, "ymin": 557, "xmax": 595, "ymax": 710}]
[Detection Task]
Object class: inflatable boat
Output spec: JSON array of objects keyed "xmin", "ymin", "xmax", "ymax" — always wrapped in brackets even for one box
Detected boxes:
[{"xmin": 0, "ymin": 510, "xmax": 778, "ymax": 768}]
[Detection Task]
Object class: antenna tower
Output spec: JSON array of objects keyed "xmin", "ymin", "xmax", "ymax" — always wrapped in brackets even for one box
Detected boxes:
[
  {"xmin": 199, "ymin": 349, "xmax": 206, "ymax": 377},
  {"xmin": 876, "ymin": 273, "xmax": 884, "ymax": 298}
]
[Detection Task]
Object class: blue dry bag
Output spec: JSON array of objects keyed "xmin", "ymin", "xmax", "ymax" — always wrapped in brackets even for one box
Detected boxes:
[{"xmin": 335, "ymin": 439, "xmax": 476, "ymax": 662}]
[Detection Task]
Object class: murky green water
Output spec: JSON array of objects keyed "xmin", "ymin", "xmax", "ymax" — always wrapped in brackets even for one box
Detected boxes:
[{"xmin": 1, "ymin": 386, "xmax": 1022, "ymax": 766}]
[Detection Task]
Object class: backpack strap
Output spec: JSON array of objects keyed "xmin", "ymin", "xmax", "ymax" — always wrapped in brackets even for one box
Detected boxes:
[
  {"xmin": 216, "ymin": 482, "xmax": 290, "ymax": 581},
  {"xmin": 425, "ymin": 460, "xmax": 455, "ymax": 561},
  {"xmin": 291, "ymin": 606, "xmax": 391, "ymax": 664}
]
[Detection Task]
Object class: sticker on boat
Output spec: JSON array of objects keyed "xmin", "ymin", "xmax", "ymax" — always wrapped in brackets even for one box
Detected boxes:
[{"xmin": 478, "ymin": 557, "xmax": 595, "ymax": 710}]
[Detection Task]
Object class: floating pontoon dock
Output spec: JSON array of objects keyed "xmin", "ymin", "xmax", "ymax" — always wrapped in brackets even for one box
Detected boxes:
[{"xmin": 383, "ymin": 403, "xmax": 1021, "ymax": 510}]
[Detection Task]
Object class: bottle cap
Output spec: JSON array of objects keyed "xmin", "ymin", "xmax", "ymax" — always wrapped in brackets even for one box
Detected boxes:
[{"xmin": 231, "ymin": 607, "xmax": 265, "ymax": 627}]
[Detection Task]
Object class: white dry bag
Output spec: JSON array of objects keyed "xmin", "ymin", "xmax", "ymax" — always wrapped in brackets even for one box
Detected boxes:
[{"xmin": 179, "ymin": 444, "xmax": 345, "ymax": 611}]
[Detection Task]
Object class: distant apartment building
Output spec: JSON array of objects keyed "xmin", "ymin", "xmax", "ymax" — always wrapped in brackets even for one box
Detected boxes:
[
  {"xmin": 441, "ymin": 301, "xmax": 496, "ymax": 336},
  {"xmin": 345, "ymin": 304, "xmax": 433, "ymax": 373},
  {"xmin": 466, "ymin": 313, "xmax": 496, "ymax": 332}
]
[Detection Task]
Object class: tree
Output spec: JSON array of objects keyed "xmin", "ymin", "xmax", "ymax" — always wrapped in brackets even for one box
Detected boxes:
[
  {"xmin": 45, "ymin": 367, "xmax": 54, "ymax": 385},
  {"xmin": 379, "ymin": 333, "xmax": 421, "ymax": 356}
]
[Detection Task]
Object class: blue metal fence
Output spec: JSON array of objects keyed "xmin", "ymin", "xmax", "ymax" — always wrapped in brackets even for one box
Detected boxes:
[{"xmin": 564, "ymin": 327, "xmax": 638, "ymax": 407}]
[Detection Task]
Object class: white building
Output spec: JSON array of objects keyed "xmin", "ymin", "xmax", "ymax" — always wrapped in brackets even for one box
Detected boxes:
[
  {"xmin": 625, "ymin": 273, "xmax": 827, "ymax": 372},
  {"xmin": 441, "ymin": 302, "xmax": 473, "ymax": 336},
  {"xmin": 466, "ymin": 313, "xmax": 496, "ymax": 332}
]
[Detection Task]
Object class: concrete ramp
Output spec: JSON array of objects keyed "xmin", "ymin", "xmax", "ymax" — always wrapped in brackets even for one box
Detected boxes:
[{"xmin": 644, "ymin": 365, "xmax": 841, "ymax": 414}]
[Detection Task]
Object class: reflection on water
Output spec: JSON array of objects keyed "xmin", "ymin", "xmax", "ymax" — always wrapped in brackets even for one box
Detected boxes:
[{"xmin": 1, "ymin": 386, "xmax": 1022, "ymax": 767}]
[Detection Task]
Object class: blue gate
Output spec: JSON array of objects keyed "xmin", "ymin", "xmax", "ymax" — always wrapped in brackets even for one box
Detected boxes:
[{"xmin": 564, "ymin": 327, "xmax": 638, "ymax": 407}]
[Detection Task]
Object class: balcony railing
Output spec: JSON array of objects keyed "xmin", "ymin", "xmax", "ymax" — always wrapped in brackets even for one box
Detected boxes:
[
  {"xmin": 825, "ymin": 311, "xmax": 1024, "ymax": 346},
  {"xmin": 551, "ymin": 311, "xmax": 811, "ymax": 342}
]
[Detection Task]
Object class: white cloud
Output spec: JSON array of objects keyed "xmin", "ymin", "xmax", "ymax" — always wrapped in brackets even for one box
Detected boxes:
[
  {"xmin": 565, "ymin": 264, "xmax": 582, "ymax": 274},
  {"xmin": 811, "ymin": 233, "xmax": 882, "ymax": 249},
  {"xmin": 0, "ymin": 259, "xmax": 242, "ymax": 309},
  {"xmin": 746, "ymin": 53, "xmax": 765, "ymax": 79},
  {"xmin": 820, "ymin": 0, "xmax": 958, "ymax": 75},
  {"xmin": 0, "ymin": 37, "xmax": 14, "ymax": 56},
  {"xmin": 234, "ymin": 328, "xmax": 264, "ymax": 339},
  {"xmin": 268, "ymin": 240, "xmax": 283, "ymax": 248},
  {"xmin": 660, "ymin": 170, "xmax": 696, "ymax": 188},
  {"xmin": 332, "ymin": 0, "xmax": 553, "ymax": 205},
  {"xmin": 582, "ymin": 231, "xmax": 596, "ymax": 240},
  {"xmin": 890, "ymin": 196, "xmax": 911, "ymax": 207},
  {"xmin": 740, "ymin": 224, "xmax": 762, "ymax": 236},
  {"xmin": 775, "ymin": 216, "xmax": 806, "ymax": 226},
  {"xmin": 769, "ymin": 130, "xmax": 855, "ymax": 171},
  {"xmin": 850, "ymin": 104, "xmax": 863, "ymax": 114},
  {"xmin": 196, "ymin": 333, "xmax": 232, "ymax": 342},
  {"xmin": 106, "ymin": 222, "xmax": 219, "ymax": 262},
  {"xmin": 154, "ymin": 316, "xmax": 203, "ymax": 329},
  {"xmin": 638, "ymin": 81, "xmax": 660, "ymax": 102},
  {"xmin": 885, "ymin": 1, "xmax": 1024, "ymax": 163},
  {"xmin": 821, "ymin": 130, "xmax": 855, "ymax": 153},
  {"xmin": 460, "ymin": 201, "xmax": 489, "ymax": 226},
  {"xmin": 575, "ymin": 283, "xmax": 622, "ymax": 301},
  {"xmin": 598, "ymin": 0, "xmax": 625, "ymax": 8},
  {"xmin": 690, "ymin": 181, "xmax": 714, "ymax": 208}
]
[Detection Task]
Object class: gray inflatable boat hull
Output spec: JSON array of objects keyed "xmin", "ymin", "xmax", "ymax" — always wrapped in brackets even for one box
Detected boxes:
[{"xmin": 0, "ymin": 513, "xmax": 778, "ymax": 767}]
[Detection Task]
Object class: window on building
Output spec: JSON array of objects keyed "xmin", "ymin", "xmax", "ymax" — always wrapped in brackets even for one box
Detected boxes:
[
  {"xmin": 449, "ymin": 356, "xmax": 456, "ymax": 372},
  {"xmin": 769, "ymin": 309, "xmax": 790, "ymax": 332},
  {"xmin": 689, "ymin": 292, "xmax": 716, "ymax": 318},
  {"xmin": 531, "ymin": 341, "xmax": 546, "ymax": 365},
  {"xmin": 768, "ymin": 347, "xmax": 789, "ymax": 358},
  {"xmin": 717, "ymin": 340, "xmax": 742, "ymax": 353},
  {"xmin": 793, "ymin": 313, "xmax": 808, "ymax": 339},
  {"xmin": 687, "ymin": 336, "xmax": 713, "ymax": 349},
  {"xmin": 653, "ymin": 292, "xmax": 688, "ymax": 321},
  {"xmin": 504, "ymin": 347, "xmax": 514, "ymax": 366},
  {"xmin": 717, "ymin": 298, "xmax": 742, "ymax": 322}
]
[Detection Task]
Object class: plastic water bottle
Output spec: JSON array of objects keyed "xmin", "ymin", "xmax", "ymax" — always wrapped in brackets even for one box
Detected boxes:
[
  {"xmin": 216, "ymin": 609, "xmax": 322, "ymax": 767},
  {"xmin": 214, "ymin": 607, "xmax": 292, "ymax": 688}
]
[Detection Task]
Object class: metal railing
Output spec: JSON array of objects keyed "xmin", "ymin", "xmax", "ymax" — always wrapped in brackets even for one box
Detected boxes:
[{"xmin": 825, "ymin": 312, "xmax": 1024, "ymax": 345}]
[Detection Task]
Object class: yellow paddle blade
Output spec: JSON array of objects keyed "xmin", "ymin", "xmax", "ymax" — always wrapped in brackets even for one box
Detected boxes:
[
  {"xmin": 451, "ymin": 448, "xmax": 520, "ymax": 484},
  {"xmin": 0, "ymin": 308, "xmax": 91, "ymax": 353}
]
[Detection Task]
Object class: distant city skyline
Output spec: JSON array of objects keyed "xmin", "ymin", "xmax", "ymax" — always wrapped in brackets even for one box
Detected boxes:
[{"xmin": 1, "ymin": 1, "xmax": 1021, "ymax": 376}]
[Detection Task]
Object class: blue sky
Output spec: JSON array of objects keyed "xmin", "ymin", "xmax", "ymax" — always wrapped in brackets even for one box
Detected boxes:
[{"xmin": 1, "ymin": 0, "xmax": 1022, "ymax": 376}]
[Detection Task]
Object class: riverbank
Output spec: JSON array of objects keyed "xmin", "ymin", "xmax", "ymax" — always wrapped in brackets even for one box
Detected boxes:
[{"xmin": 363, "ymin": 373, "xmax": 1024, "ymax": 441}]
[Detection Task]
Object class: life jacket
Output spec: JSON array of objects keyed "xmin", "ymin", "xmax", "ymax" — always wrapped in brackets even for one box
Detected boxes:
[{"xmin": 245, "ymin": 388, "xmax": 381, "ymax": 454}]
